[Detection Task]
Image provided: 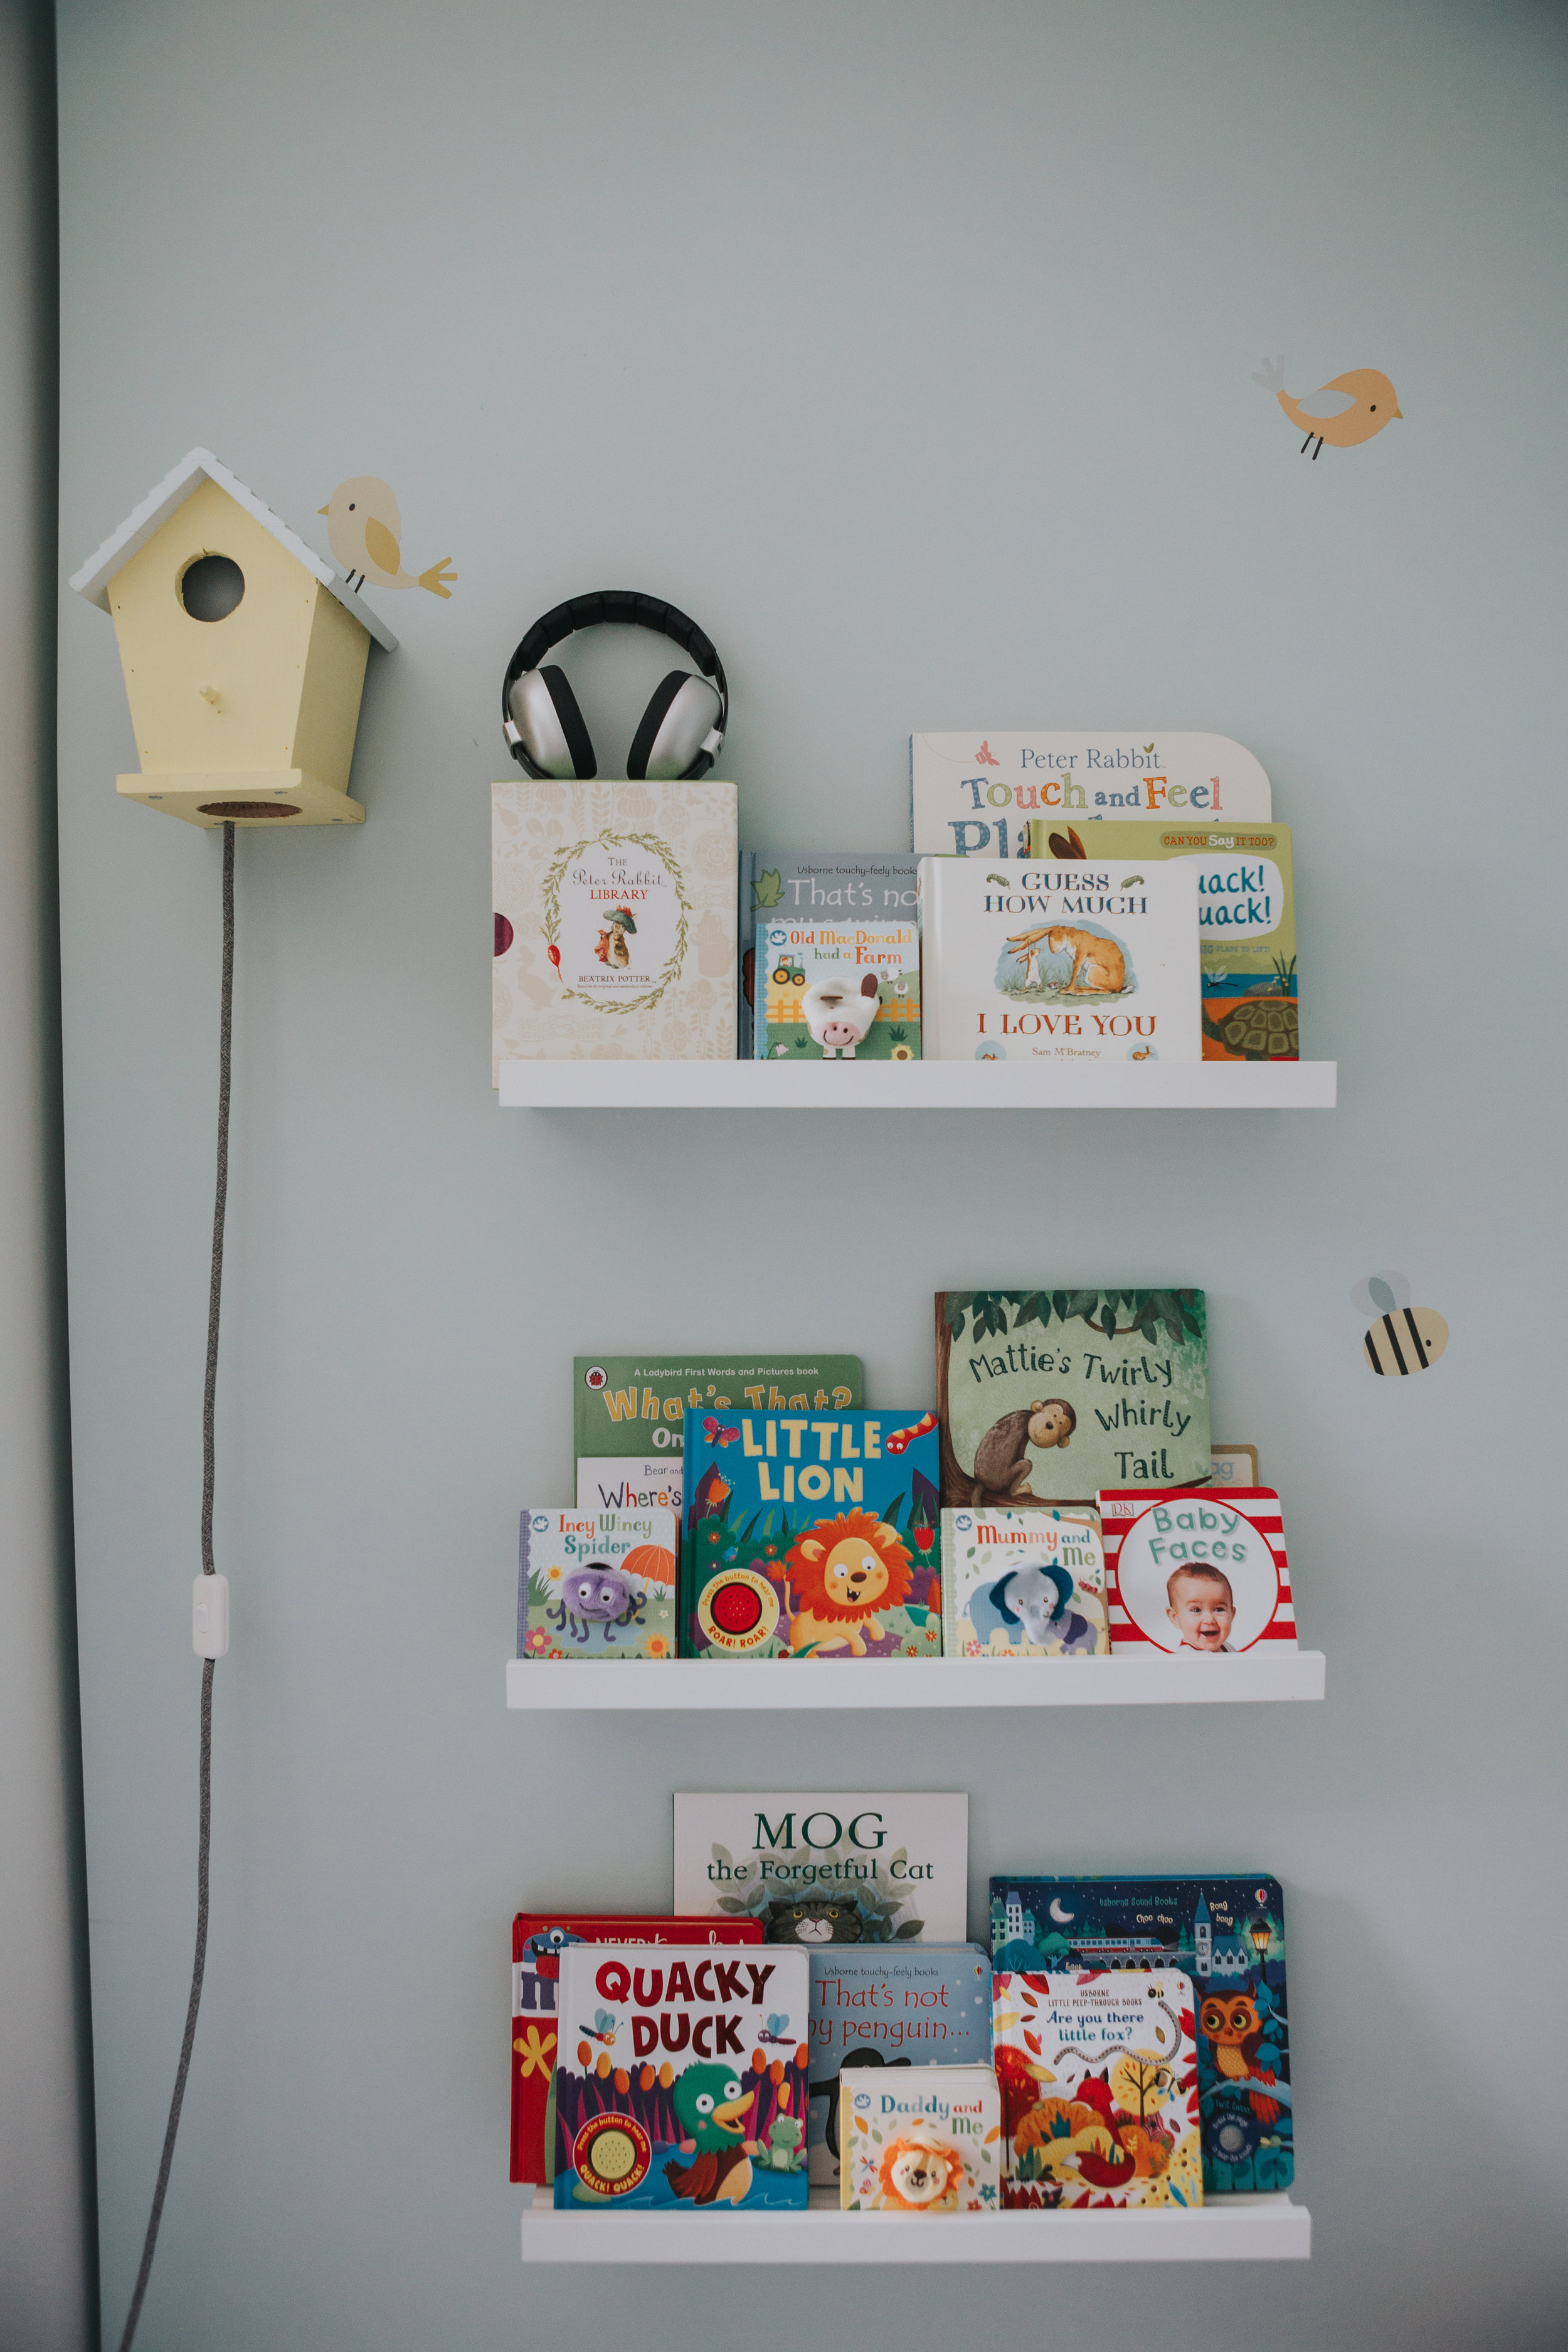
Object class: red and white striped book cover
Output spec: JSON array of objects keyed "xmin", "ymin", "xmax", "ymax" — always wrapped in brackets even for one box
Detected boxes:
[{"xmin": 1098, "ymin": 1487, "xmax": 1296, "ymax": 1653}]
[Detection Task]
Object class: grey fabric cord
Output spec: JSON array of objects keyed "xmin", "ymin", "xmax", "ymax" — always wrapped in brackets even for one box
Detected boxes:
[{"xmin": 117, "ymin": 820, "xmax": 233, "ymax": 2352}]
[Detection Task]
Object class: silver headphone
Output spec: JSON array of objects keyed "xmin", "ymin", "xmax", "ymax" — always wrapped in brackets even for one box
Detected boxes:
[{"xmin": 502, "ymin": 590, "xmax": 728, "ymax": 781}]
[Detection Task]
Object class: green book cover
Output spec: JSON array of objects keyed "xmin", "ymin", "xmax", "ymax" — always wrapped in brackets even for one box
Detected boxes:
[{"xmin": 574, "ymin": 1357, "xmax": 864, "ymax": 1518}]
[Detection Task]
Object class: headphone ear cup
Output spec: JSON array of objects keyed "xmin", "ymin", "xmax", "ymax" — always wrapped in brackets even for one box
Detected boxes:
[
  {"xmin": 627, "ymin": 671, "xmax": 723, "ymax": 781},
  {"xmin": 507, "ymin": 663, "xmax": 597, "ymax": 778}
]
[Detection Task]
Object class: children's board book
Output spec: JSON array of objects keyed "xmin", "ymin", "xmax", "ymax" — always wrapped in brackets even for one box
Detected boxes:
[
  {"xmin": 673, "ymin": 1792, "xmax": 970, "ymax": 1945},
  {"xmin": 1026, "ymin": 818, "xmax": 1296, "ymax": 1062},
  {"xmin": 940, "ymin": 1508, "xmax": 1108, "ymax": 1658},
  {"xmin": 989, "ymin": 1876, "xmax": 1291, "ymax": 2196},
  {"xmin": 682, "ymin": 1407, "xmax": 941, "ymax": 1659},
  {"xmin": 511, "ymin": 1912, "xmax": 764, "ymax": 2185},
  {"xmin": 551, "ymin": 1944, "xmax": 810, "ymax": 2210},
  {"xmin": 492, "ymin": 777, "xmax": 736, "ymax": 1074},
  {"xmin": 839, "ymin": 2065, "xmax": 1002, "ymax": 2212},
  {"xmin": 1099, "ymin": 1488, "xmax": 1297, "ymax": 1653},
  {"xmin": 517, "ymin": 1508, "xmax": 677, "ymax": 1660},
  {"xmin": 992, "ymin": 1969, "xmax": 1202, "ymax": 2208},
  {"xmin": 573, "ymin": 1357, "xmax": 864, "ymax": 1521},
  {"xmin": 935, "ymin": 1290, "xmax": 1211, "ymax": 1512},
  {"xmin": 738, "ymin": 856, "xmax": 918, "ymax": 1056},
  {"xmin": 1210, "ymin": 1444, "xmax": 1260, "ymax": 1489},
  {"xmin": 910, "ymin": 732, "xmax": 1272, "ymax": 862},
  {"xmin": 755, "ymin": 919, "xmax": 920, "ymax": 1062},
  {"xmin": 808, "ymin": 1946, "xmax": 993, "ymax": 2188},
  {"xmin": 917, "ymin": 858, "xmax": 1202, "ymax": 1064}
]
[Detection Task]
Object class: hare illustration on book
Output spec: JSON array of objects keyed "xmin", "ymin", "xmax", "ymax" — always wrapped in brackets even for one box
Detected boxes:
[{"xmin": 1044, "ymin": 925, "xmax": 1126, "ymax": 995}]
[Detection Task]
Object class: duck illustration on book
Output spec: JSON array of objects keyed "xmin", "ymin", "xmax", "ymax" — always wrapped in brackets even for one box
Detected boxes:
[{"xmin": 664, "ymin": 2064, "xmax": 763, "ymax": 2205}]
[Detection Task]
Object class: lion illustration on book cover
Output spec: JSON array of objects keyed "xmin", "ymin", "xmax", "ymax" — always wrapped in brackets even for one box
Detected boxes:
[{"xmin": 780, "ymin": 1510, "xmax": 913, "ymax": 1655}]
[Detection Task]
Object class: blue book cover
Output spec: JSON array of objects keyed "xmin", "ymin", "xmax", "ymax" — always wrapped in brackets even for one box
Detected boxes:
[
  {"xmin": 682, "ymin": 1407, "xmax": 942, "ymax": 1658},
  {"xmin": 987, "ymin": 1874, "xmax": 1291, "ymax": 2196},
  {"xmin": 806, "ymin": 1945, "xmax": 992, "ymax": 2188},
  {"xmin": 738, "ymin": 854, "xmax": 918, "ymax": 1056}
]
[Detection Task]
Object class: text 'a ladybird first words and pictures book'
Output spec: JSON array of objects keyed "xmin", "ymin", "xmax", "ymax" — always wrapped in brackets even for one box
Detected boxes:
[
  {"xmin": 682, "ymin": 1408, "xmax": 942, "ymax": 1659},
  {"xmin": 755, "ymin": 921, "xmax": 921, "ymax": 1062},
  {"xmin": 573, "ymin": 1357, "xmax": 864, "ymax": 1520},
  {"xmin": 935, "ymin": 1290, "xmax": 1211, "ymax": 1510},
  {"xmin": 992, "ymin": 1969, "xmax": 1202, "ymax": 2210},
  {"xmin": 807, "ymin": 1947, "xmax": 993, "ymax": 2188},
  {"xmin": 738, "ymin": 856, "xmax": 918, "ymax": 1056},
  {"xmin": 909, "ymin": 733, "xmax": 1273, "ymax": 862},
  {"xmin": 673, "ymin": 1793, "xmax": 970, "ymax": 1946},
  {"xmin": 1099, "ymin": 1487, "xmax": 1298, "ymax": 1654}
]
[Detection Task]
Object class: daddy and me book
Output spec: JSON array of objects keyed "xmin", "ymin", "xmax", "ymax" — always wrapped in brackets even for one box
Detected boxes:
[
  {"xmin": 573, "ymin": 1356, "xmax": 863, "ymax": 1520},
  {"xmin": 755, "ymin": 919, "xmax": 921, "ymax": 1062},
  {"xmin": 681, "ymin": 1407, "xmax": 942, "ymax": 1659},
  {"xmin": 839, "ymin": 2065, "xmax": 1002, "ymax": 2212},
  {"xmin": 1099, "ymin": 1487, "xmax": 1298, "ymax": 1655},
  {"xmin": 909, "ymin": 732, "xmax": 1273, "ymax": 863},
  {"xmin": 738, "ymin": 856, "xmax": 918, "ymax": 1056},
  {"xmin": 808, "ymin": 1946, "xmax": 993, "ymax": 2188},
  {"xmin": 672, "ymin": 1791, "xmax": 970, "ymax": 1946},
  {"xmin": 992, "ymin": 1969, "xmax": 1202, "ymax": 2209},
  {"xmin": 517, "ymin": 1508, "xmax": 677, "ymax": 1660},
  {"xmin": 941, "ymin": 1508, "xmax": 1108, "ymax": 1658}
]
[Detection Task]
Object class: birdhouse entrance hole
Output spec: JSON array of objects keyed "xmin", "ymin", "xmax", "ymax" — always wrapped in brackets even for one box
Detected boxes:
[
  {"xmin": 179, "ymin": 554, "xmax": 245, "ymax": 622},
  {"xmin": 197, "ymin": 801, "xmax": 300, "ymax": 819}
]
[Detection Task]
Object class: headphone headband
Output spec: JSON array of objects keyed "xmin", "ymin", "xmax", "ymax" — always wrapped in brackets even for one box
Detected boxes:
[{"xmin": 504, "ymin": 592, "xmax": 728, "ymax": 781}]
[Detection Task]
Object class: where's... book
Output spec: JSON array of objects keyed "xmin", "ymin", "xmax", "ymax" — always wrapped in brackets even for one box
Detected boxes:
[
  {"xmin": 910, "ymin": 731, "xmax": 1273, "ymax": 862},
  {"xmin": 1099, "ymin": 1488, "xmax": 1298, "ymax": 1655},
  {"xmin": 738, "ymin": 855, "xmax": 918, "ymax": 1056},
  {"xmin": 573, "ymin": 1356, "xmax": 863, "ymax": 1520},
  {"xmin": 935, "ymin": 1290, "xmax": 1211, "ymax": 1510},
  {"xmin": 992, "ymin": 1969, "xmax": 1202, "ymax": 2208},
  {"xmin": 673, "ymin": 1791, "xmax": 969, "ymax": 1945}
]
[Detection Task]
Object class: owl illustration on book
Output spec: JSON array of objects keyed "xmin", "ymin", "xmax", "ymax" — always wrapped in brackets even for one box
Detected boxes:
[{"xmin": 1199, "ymin": 1993, "xmax": 1280, "ymax": 2124}]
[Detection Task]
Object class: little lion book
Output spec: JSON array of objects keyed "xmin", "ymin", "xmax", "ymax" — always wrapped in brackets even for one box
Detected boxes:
[
  {"xmin": 551, "ymin": 1944, "xmax": 810, "ymax": 2211},
  {"xmin": 1099, "ymin": 1488, "xmax": 1298, "ymax": 1655},
  {"xmin": 755, "ymin": 919, "xmax": 920, "ymax": 1062},
  {"xmin": 517, "ymin": 1508, "xmax": 677, "ymax": 1660},
  {"xmin": 992, "ymin": 1969, "xmax": 1202, "ymax": 2209},
  {"xmin": 936, "ymin": 1289, "xmax": 1211, "ymax": 1510},
  {"xmin": 673, "ymin": 1791, "xmax": 970, "ymax": 1944},
  {"xmin": 738, "ymin": 856, "xmax": 918, "ymax": 1056},
  {"xmin": 941, "ymin": 1508, "xmax": 1108, "ymax": 1657},
  {"xmin": 682, "ymin": 1407, "xmax": 941, "ymax": 1659},
  {"xmin": 573, "ymin": 1356, "xmax": 863, "ymax": 1520},
  {"xmin": 808, "ymin": 1946, "xmax": 993, "ymax": 2188},
  {"xmin": 840, "ymin": 2065, "xmax": 1002, "ymax": 2212}
]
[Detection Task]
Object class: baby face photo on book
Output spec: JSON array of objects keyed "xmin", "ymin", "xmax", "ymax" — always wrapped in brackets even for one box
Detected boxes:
[{"xmin": 1105, "ymin": 1490, "xmax": 1296, "ymax": 1655}]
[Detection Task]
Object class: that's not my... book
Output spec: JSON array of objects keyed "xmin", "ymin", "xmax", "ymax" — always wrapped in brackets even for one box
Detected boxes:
[
  {"xmin": 992, "ymin": 1969, "xmax": 1202, "ymax": 2208},
  {"xmin": 1099, "ymin": 1488, "xmax": 1298, "ymax": 1654},
  {"xmin": 573, "ymin": 1356, "xmax": 863, "ymax": 1520},
  {"xmin": 808, "ymin": 1947, "xmax": 993, "ymax": 2187},
  {"xmin": 936, "ymin": 1290, "xmax": 1211, "ymax": 1510},
  {"xmin": 941, "ymin": 1508, "xmax": 1108, "ymax": 1656},
  {"xmin": 517, "ymin": 1508, "xmax": 678, "ymax": 1660}
]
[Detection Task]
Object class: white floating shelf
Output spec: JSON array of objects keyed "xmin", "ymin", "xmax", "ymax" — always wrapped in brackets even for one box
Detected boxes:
[
  {"xmin": 520, "ymin": 2185, "xmax": 1310, "ymax": 2265},
  {"xmin": 506, "ymin": 1652, "xmax": 1325, "ymax": 1711},
  {"xmin": 499, "ymin": 1059, "xmax": 1335, "ymax": 1111}
]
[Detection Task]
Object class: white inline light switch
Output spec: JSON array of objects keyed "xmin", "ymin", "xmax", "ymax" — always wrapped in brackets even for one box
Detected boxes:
[{"xmin": 193, "ymin": 1574, "xmax": 229, "ymax": 1658}]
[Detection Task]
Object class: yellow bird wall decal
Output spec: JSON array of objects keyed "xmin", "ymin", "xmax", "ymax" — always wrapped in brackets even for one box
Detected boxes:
[{"xmin": 317, "ymin": 476, "xmax": 456, "ymax": 596}]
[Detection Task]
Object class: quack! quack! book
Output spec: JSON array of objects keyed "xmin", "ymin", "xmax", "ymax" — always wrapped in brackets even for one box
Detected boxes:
[
  {"xmin": 551, "ymin": 1944, "xmax": 810, "ymax": 2210},
  {"xmin": 672, "ymin": 1791, "xmax": 970, "ymax": 1946},
  {"xmin": 840, "ymin": 2065, "xmax": 1002, "ymax": 2212},
  {"xmin": 681, "ymin": 1408, "xmax": 943, "ymax": 1659},
  {"xmin": 573, "ymin": 1356, "xmax": 863, "ymax": 1522},
  {"xmin": 755, "ymin": 919, "xmax": 921, "ymax": 1062},
  {"xmin": 909, "ymin": 732, "xmax": 1272, "ymax": 862},
  {"xmin": 1099, "ymin": 1487, "xmax": 1298, "ymax": 1655},
  {"xmin": 935, "ymin": 1290, "xmax": 1211, "ymax": 1511},
  {"xmin": 941, "ymin": 1508, "xmax": 1108, "ymax": 1657},
  {"xmin": 738, "ymin": 855, "xmax": 919, "ymax": 1056},
  {"xmin": 989, "ymin": 1877, "xmax": 1291, "ymax": 2196},
  {"xmin": 517, "ymin": 1508, "xmax": 677, "ymax": 1660},
  {"xmin": 992, "ymin": 1968, "xmax": 1202, "ymax": 2209},
  {"xmin": 808, "ymin": 1947, "xmax": 993, "ymax": 2187}
]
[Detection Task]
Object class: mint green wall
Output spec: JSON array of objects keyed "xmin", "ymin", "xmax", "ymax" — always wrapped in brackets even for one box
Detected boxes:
[{"xmin": 56, "ymin": 2, "xmax": 1566, "ymax": 2345}]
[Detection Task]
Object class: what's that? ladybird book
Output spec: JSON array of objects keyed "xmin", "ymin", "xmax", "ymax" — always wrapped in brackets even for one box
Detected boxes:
[{"xmin": 573, "ymin": 1355, "xmax": 863, "ymax": 1522}]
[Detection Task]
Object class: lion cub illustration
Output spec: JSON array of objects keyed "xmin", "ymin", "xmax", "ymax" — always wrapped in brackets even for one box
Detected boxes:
[{"xmin": 1046, "ymin": 926, "xmax": 1125, "ymax": 995}]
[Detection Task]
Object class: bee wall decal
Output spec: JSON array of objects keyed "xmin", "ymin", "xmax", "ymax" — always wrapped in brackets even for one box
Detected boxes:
[{"xmin": 1352, "ymin": 1272, "xmax": 1448, "ymax": 1376}]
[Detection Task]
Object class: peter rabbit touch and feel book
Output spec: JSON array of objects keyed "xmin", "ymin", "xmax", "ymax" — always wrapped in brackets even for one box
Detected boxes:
[{"xmin": 909, "ymin": 732, "xmax": 1272, "ymax": 861}]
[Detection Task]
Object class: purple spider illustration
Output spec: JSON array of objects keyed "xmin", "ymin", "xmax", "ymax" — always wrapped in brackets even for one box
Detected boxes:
[{"xmin": 547, "ymin": 1562, "xmax": 647, "ymax": 1646}]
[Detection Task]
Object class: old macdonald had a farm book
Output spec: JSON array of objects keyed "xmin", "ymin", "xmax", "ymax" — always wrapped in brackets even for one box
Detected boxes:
[
  {"xmin": 991, "ymin": 1877, "xmax": 1291, "ymax": 2197},
  {"xmin": 517, "ymin": 1508, "xmax": 677, "ymax": 1660},
  {"xmin": 909, "ymin": 732, "xmax": 1272, "ymax": 863},
  {"xmin": 755, "ymin": 919, "xmax": 920, "ymax": 1062},
  {"xmin": 511, "ymin": 1912, "xmax": 764, "ymax": 2185},
  {"xmin": 840, "ymin": 2064, "xmax": 1002, "ymax": 2212},
  {"xmin": 1099, "ymin": 1488, "xmax": 1298, "ymax": 1655},
  {"xmin": 936, "ymin": 1290, "xmax": 1211, "ymax": 1510},
  {"xmin": 682, "ymin": 1408, "xmax": 941, "ymax": 1659},
  {"xmin": 738, "ymin": 855, "xmax": 918, "ymax": 1056},
  {"xmin": 992, "ymin": 1969, "xmax": 1202, "ymax": 2209},
  {"xmin": 917, "ymin": 858, "xmax": 1202, "ymax": 1063},
  {"xmin": 551, "ymin": 1944, "xmax": 810, "ymax": 2210},
  {"xmin": 672, "ymin": 1792, "xmax": 969, "ymax": 1945},
  {"xmin": 573, "ymin": 1357, "xmax": 863, "ymax": 1521},
  {"xmin": 492, "ymin": 777, "xmax": 737, "ymax": 1073},
  {"xmin": 941, "ymin": 1507, "xmax": 1108, "ymax": 1658},
  {"xmin": 808, "ymin": 1946, "xmax": 993, "ymax": 2187}
]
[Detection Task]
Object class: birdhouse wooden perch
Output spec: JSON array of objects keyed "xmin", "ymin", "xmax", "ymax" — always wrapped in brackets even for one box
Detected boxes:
[{"xmin": 70, "ymin": 448, "xmax": 397, "ymax": 829}]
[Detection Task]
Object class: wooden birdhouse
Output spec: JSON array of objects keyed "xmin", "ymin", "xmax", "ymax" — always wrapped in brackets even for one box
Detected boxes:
[{"xmin": 70, "ymin": 448, "xmax": 397, "ymax": 829}]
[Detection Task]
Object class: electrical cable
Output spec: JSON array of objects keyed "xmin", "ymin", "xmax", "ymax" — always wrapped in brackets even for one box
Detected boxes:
[{"xmin": 117, "ymin": 820, "xmax": 234, "ymax": 2352}]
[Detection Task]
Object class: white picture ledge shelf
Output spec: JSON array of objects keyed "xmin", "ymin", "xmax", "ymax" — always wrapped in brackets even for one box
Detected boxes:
[
  {"xmin": 506, "ymin": 1652, "xmax": 1326, "ymax": 1711},
  {"xmin": 499, "ymin": 1059, "xmax": 1337, "ymax": 1111},
  {"xmin": 519, "ymin": 2185, "xmax": 1310, "ymax": 2265}
]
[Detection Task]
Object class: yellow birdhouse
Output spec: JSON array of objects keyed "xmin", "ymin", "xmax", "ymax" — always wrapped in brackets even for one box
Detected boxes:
[{"xmin": 70, "ymin": 448, "xmax": 398, "ymax": 829}]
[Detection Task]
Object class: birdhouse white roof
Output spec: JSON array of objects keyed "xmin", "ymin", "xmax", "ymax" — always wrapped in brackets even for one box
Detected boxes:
[{"xmin": 69, "ymin": 448, "xmax": 399, "ymax": 652}]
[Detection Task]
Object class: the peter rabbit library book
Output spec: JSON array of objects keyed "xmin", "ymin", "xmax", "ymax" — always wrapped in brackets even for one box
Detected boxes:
[
  {"xmin": 492, "ymin": 777, "xmax": 737, "ymax": 1073},
  {"xmin": 941, "ymin": 1508, "xmax": 1108, "ymax": 1657},
  {"xmin": 1027, "ymin": 818, "xmax": 1297, "ymax": 1062},
  {"xmin": 808, "ymin": 1946, "xmax": 993, "ymax": 2188},
  {"xmin": 839, "ymin": 2065, "xmax": 1002, "ymax": 2212},
  {"xmin": 672, "ymin": 1792, "xmax": 970, "ymax": 1944},
  {"xmin": 738, "ymin": 855, "xmax": 918, "ymax": 1056},
  {"xmin": 935, "ymin": 1290, "xmax": 1211, "ymax": 1512},
  {"xmin": 551, "ymin": 1944, "xmax": 810, "ymax": 2210},
  {"xmin": 681, "ymin": 1408, "xmax": 941, "ymax": 1658},
  {"xmin": 755, "ymin": 919, "xmax": 921, "ymax": 1062},
  {"xmin": 511, "ymin": 1912, "xmax": 764, "ymax": 2184},
  {"xmin": 573, "ymin": 1356, "xmax": 863, "ymax": 1518},
  {"xmin": 917, "ymin": 857, "xmax": 1202, "ymax": 1064},
  {"xmin": 992, "ymin": 1969, "xmax": 1202, "ymax": 2209},
  {"xmin": 1099, "ymin": 1487, "xmax": 1298, "ymax": 1655},
  {"xmin": 990, "ymin": 1875, "xmax": 1291, "ymax": 2195},
  {"xmin": 909, "ymin": 731, "xmax": 1272, "ymax": 862},
  {"xmin": 517, "ymin": 1508, "xmax": 677, "ymax": 1660}
]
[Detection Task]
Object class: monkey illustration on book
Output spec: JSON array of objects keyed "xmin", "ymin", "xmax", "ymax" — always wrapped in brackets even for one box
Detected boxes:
[{"xmin": 969, "ymin": 1400, "xmax": 1076, "ymax": 1504}]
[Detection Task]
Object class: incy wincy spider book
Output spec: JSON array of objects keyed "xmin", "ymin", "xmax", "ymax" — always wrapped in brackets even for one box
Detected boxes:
[
  {"xmin": 941, "ymin": 1508, "xmax": 1108, "ymax": 1657},
  {"xmin": 517, "ymin": 1508, "xmax": 678, "ymax": 1660},
  {"xmin": 737, "ymin": 854, "xmax": 918, "ymax": 1056},
  {"xmin": 909, "ymin": 731, "xmax": 1272, "ymax": 862},
  {"xmin": 551, "ymin": 1944, "xmax": 810, "ymax": 2212},
  {"xmin": 840, "ymin": 2065, "xmax": 1002, "ymax": 2212},
  {"xmin": 672, "ymin": 1791, "xmax": 970, "ymax": 1945},
  {"xmin": 573, "ymin": 1355, "xmax": 863, "ymax": 1520},
  {"xmin": 807, "ymin": 1946, "xmax": 993, "ymax": 2188},
  {"xmin": 992, "ymin": 1969, "xmax": 1202, "ymax": 2209}
]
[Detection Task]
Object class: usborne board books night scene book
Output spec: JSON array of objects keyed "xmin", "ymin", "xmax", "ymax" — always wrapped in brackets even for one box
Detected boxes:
[
  {"xmin": 992, "ymin": 1969, "xmax": 1202, "ymax": 2209},
  {"xmin": 840, "ymin": 2065, "xmax": 1002, "ymax": 2212},
  {"xmin": 935, "ymin": 1290, "xmax": 1211, "ymax": 1512},
  {"xmin": 1027, "ymin": 818, "xmax": 1297, "ymax": 1062},
  {"xmin": 1099, "ymin": 1488, "xmax": 1297, "ymax": 1655},
  {"xmin": 517, "ymin": 1508, "xmax": 677, "ymax": 1660},
  {"xmin": 573, "ymin": 1357, "xmax": 863, "ymax": 1520},
  {"xmin": 681, "ymin": 1408, "xmax": 941, "ymax": 1659},
  {"xmin": 551, "ymin": 1944, "xmax": 810, "ymax": 2211},
  {"xmin": 918, "ymin": 859, "xmax": 1202, "ymax": 1064},
  {"xmin": 941, "ymin": 1508, "xmax": 1108, "ymax": 1657},
  {"xmin": 808, "ymin": 1946, "xmax": 993, "ymax": 2187},
  {"xmin": 511, "ymin": 1913, "xmax": 764, "ymax": 2185},
  {"xmin": 910, "ymin": 732, "xmax": 1273, "ymax": 862},
  {"xmin": 755, "ymin": 920, "xmax": 921, "ymax": 1062},
  {"xmin": 673, "ymin": 1793, "xmax": 970, "ymax": 1944},
  {"xmin": 990, "ymin": 1876, "xmax": 1291, "ymax": 2195},
  {"xmin": 738, "ymin": 856, "xmax": 918, "ymax": 1056}
]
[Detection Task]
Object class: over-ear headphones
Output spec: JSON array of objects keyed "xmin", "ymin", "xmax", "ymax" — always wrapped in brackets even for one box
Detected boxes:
[{"xmin": 502, "ymin": 590, "xmax": 728, "ymax": 781}]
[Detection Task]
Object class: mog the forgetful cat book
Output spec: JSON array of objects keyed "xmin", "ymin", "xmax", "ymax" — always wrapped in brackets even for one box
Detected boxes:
[
  {"xmin": 941, "ymin": 1508, "xmax": 1108, "ymax": 1657},
  {"xmin": 672, "ymin": 1791, "xmax": 970, "ymax": 1945},
  {"xmin": 839, "ymin": 2065, "xmax": 1002, "ymax": 2212},
  {"xmin": 992, "ymin": 1969, "xmax": 1202, "ymax": 2209},
  {"xmin": 573, "ymin": 1356, "xmax": 863, "ymax": 1520}
]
